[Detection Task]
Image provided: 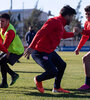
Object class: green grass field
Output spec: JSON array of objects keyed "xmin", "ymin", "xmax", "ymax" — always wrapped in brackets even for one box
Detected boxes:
[{"xmin": 0, "ymin": 52, "xmax": 90, "ymax": 100}]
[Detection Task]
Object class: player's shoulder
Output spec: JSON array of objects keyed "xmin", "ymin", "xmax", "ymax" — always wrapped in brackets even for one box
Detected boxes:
[{"xmin": 47, "ymin": 17, "xmax": 59, "ymax": 24}]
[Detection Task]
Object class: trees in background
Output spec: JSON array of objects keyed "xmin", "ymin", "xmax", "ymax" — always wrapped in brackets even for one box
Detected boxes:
[
  {"xmin": 23, "ymin": 8, "xmax": 45, "ymax": 36},
  {"xmin": 8, "ymin": 11, "xmax": 23, "ymax": 39},
  {"xmin": 70, "ymin": 0, "xmax": 83, "ymax": 41},
  {"xmin": 23, "ymin": 0, "xmax": 46, "ymax": 36},
  {"xmin": 8, "ymin": 0, "xmax": 84, "ymax": 42},
  {"xmin": 24, "ymin": 0, "xmax": 84, "ymax": 41}
]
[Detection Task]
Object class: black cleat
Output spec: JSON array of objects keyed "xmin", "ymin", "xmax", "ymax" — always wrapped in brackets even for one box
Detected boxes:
[
  {"xmin": 10, "ymin": 74, "xmax": 19, "ymax": 86},
  {"xmin": 0, "ymin": 83, "xmax": 8, "ymax": 88}
]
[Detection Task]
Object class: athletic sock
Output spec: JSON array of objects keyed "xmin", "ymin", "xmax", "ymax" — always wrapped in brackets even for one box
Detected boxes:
[{"xmin": 85, "ymin": 76, "xmax": 90, "ymax": 86}]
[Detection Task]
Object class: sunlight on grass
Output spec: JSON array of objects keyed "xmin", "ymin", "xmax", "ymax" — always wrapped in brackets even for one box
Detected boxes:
[{"xmin": 0, "ymin": 52, "xmax": 90, "ymax": 100}]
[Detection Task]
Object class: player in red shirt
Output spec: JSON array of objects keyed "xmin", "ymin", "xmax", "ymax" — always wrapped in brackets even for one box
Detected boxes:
[
  {"xmin": 75, "ymin": 5, "xmax": 90, "ymax": 90},
  {"xmin": 24, "ymin": 5, "xmax": 77, "ymax": 93}
]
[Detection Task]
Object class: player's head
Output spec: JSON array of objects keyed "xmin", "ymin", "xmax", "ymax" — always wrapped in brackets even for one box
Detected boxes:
[
  {"xmin": 84, "ymin": 5, "xmax": 90, "ymax": 21},
  {"xmin": 60, "ymin": 5, "xmax": 76, "ymax": 25},
  {"xmin": 29, "ymin": 26, "xmax": 33, "ymax": 31},
  {"xmin": 0, "ymin": 13, "xmax": 10, "ymax": 28}
]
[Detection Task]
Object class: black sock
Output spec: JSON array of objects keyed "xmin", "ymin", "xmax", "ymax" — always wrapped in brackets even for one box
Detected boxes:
[
  {"xmin": 85, "ymin": 76, "xmax": 90, "ymax": 86},
  {"xmin": 1, "ymin": 65, "xmax": 7, "ymax": 84}
]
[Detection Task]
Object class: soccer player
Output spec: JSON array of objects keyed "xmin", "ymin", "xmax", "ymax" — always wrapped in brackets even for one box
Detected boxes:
[
  {"xmin": 24, "ymin": 5, "xmax": 77, "ymax": 93},
  {"xmin": 75, "ymin": 5, "xmax": 90, "ymax": 90},
  {"xmin": 0, "ymin": 13, "xmax": 24, "ymax": 88}
]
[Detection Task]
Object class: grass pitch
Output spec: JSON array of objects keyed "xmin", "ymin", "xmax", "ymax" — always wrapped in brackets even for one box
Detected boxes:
[{"xmin": 0, "ymin": 52, "xmax": 90, "ymax": 100}]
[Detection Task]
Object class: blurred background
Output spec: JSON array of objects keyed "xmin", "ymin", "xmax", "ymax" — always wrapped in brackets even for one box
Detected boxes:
[{"xmin": 0, "ymin": 0, "xmax": 90, "ymax": 51}]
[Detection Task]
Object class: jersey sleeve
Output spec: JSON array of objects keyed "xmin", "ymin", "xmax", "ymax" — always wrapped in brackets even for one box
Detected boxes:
[
  {"xmin": 62, "ymin": 30, "xmax": 74, "ymax": 39},
  {"xmin": 77, "ymin": 21, "xmax": 90, "ymax": 50},
  {"xmin": 0, "ymin": 43, "xmax": 8, "ymax": 53},
  {"xmin": 3, "ymin": 30, "xmax": 15, "ymax": 49},
  {"xmin": 77, "ymin": 35, "xmax": 89, "ymax": 50},
  {"xmin": 81, "ymin": 30, "xmax": 90, "ymax": 36}
]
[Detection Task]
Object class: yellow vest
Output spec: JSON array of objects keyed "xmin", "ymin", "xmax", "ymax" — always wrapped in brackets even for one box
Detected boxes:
[{"xmin": 0, "ymin": 23, "xmax": 24, "ymax": 55}]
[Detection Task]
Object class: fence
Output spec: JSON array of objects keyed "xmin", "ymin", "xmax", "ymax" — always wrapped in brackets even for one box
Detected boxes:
[{"xmin": 59, "ymin": 46, "xmax": 90, "ymax": 51}]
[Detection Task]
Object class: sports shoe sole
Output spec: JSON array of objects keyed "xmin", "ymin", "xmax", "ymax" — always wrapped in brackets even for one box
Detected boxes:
[{"xmin": 52, "ymin": 88, "xmax": 70, "ymax": 93}]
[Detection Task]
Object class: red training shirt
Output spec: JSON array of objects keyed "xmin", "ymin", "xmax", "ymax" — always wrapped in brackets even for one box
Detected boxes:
[
  {"xmin": 29, "ymin": 14, "xmax": 74, "ymax": 53},
  {"xmin": 0, "ymin": 23, "xmax": 15, "ymax": 52},
  {"xmin": 77, "ymin": 21, "xmax": 90, "ymax": 50},
  {"xmin": 0, "ymin": 43, "xmax": 8, "ymax": 53}
]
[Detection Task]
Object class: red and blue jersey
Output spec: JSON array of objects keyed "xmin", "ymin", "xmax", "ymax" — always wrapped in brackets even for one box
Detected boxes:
[{"xmin": 77, "ymin": 21, "xmax": 90, "ymax": 50}]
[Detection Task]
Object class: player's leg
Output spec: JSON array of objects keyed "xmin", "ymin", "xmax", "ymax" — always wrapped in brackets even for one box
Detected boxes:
[
  {"xmin": 79, "ymin": 51, "xmax": 90, "ymax": 90},
  {"xmin": 0, "ymin": 53, "xmax": 22, "ymax": 88},
  {"xmin": 0, "ymin": 56, "xmax": 8, "ymax": 88},
  {"xmin": 83, "ymin": 51, "xmax": 90, "ymax": 77},
  {"xmin": 51, "ymin": 51, "xmax": 66, "ymax": 89},
  {"xmin": 51, "ymin": 51, "xmax": 70, "ymax": 93},
  {"xmin": 7, "ymin": 53, "xmax": 23, "ymax": 86},
  {"xmin": 32, "ymin": 50, "xmax": 57, "ymax": 93},
  {"xmin": 32, "ymin": 50, "xmax": 58, "ymax": 81}
]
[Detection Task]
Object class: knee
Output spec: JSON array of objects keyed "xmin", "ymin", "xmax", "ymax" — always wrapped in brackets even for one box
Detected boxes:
[
  {"xmin": 61, "ymin": 62, "xmax": 67, "ymax": 69},
  {"xmin": 49, "ymin": 69, "xmax": 57, "ymax": 77},
  {"xmin": 64, "ymin": 62, "xmax": 67, "ymax": 68},
  {"xmin": 58, "ymin": 62, "xmax": 66, "ymax": 72}
]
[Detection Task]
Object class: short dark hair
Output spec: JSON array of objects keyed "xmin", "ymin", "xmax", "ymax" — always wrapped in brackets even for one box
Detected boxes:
[
  {"xmin": 60, "ymin": 5, "xmax": 76, "ymax": 16},
  {"xmin": 0, "ymin": 13, "xmax": 10, "ymax": 20},
  {"xmin": 84, "ymin": 5, "xmax": 90, "ymax": 12}
]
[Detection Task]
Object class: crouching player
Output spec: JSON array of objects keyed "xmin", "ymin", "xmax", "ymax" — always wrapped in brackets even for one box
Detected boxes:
[
  {"xmin": 0, "ymin": 13, "xmax": 24, "ymax": 88},
  {"xmin": 24, "ymin": 5, "xmax": 77, "ymax": 93}
]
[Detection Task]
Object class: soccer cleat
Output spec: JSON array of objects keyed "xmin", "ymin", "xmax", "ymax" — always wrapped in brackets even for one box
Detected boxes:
[
  {"xmin": 78, "ymin": 84, "xmax": 90, "ymax": 90},
  {"xmin": 52, "ymin": 87, "xmax": 70, "ymax": 93},
  {"xmin": 0, "ymin": 83, "xmax": 8, "ymax": 88},
  {"xmin": 10, "ymin": 74, "xmax": 19, "ymax": 86},
  {"xmin": 34, "ymin": 77, "xmax": 44, "ymax": 93}
]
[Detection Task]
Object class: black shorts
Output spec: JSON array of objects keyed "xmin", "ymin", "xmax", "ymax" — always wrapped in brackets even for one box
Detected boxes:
[{"xmin": 0, "ymin": 53, "xmax": 23, "ymax": 66}]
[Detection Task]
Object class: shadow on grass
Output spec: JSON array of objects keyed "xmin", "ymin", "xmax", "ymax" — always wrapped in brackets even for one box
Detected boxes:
[
  {"xmin": 68, "ymin": 88, "xmax": 90, "ymax": 94},
  {"xmin": 24, "ymin": 89, "xmax": 90, "ymax": 98},
  {"xmin": 23, "ymin": 87, "xmax": 90, "ymax": 98},
  {"xmin": 0, "ymin": 87, "xmax": 90, "ymax": 99},
  {"xmin": 15, "ymin": 71, "xmax": 43, "ymax": 74},
  {"xmin": 24, "ymin": 92, "xmax": 90, "ymax": 98},
  {"xmin": 17, "ymin": 61, "xmax": 36, "ymax": 64}
]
